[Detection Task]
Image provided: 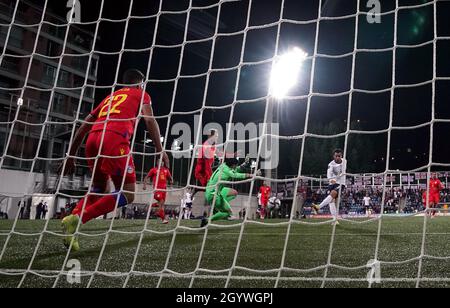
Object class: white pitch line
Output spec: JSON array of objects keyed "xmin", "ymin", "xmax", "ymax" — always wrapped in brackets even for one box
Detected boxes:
[
  {"xmin": 1, "ymin": 231, "xmax": 450, "ymax": 237},
  {"xmin": 1, "ymin": 269, "xmax": 450, "ymax": 284}
]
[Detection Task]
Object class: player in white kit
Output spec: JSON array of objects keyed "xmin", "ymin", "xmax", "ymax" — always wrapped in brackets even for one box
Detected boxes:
[
  {"xmin": 182, "ymin": 189, "xmax": 194, "ymax": 220},
  {"xmin": 312, "ymin": 149, "xmax": 347, "ymax": 225}
]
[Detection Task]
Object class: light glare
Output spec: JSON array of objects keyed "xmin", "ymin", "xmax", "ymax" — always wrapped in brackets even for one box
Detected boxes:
[{"xmin": 270, "ymin": 47, "xmax": 308, "ymax": 99}]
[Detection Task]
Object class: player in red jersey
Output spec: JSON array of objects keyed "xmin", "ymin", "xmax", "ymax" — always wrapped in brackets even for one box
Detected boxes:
[
  {"xmin": 422, "ymin": 173, "xmax": 444, "ymax": 218},
  {"xmin": 193, "ymin": 130, "xmax": 246, "ymax": 196},
  {"xmin": 60, "ymin": 69, "xmax": 169, "ymax": 251},
  {"xmin": 144, "ymin": 162, "xmax": 173, "ymax": 224},
  {"xmin": 193, "ymin": 130, "xmax": 220, "ymax": 196},
  {"xmin": 259, "ymin": 183, "xmax": 271, "ymax": 220}
]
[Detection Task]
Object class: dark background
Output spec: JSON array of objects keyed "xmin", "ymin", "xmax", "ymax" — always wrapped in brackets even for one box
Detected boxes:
[{"xmin": 41, "ymin": 0, "xmax": 450, "ymax": 177}]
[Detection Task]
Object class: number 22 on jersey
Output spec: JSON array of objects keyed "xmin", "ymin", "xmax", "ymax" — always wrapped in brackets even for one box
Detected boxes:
[{"xmin": 98, "ymin": 94, "xmax": 128, "ymax": 118}]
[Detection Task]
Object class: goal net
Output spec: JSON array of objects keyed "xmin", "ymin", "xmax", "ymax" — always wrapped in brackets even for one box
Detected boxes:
[{"xmin": 0, "ymin": 0, "xmax": 449, "ymax": 288}]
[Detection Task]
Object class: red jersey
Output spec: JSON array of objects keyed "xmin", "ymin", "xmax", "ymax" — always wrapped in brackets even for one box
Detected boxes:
[
  {"xmin": 148, "ymin": 167, "xmax": 172, "ymax": 190},
  {"xmin": 429, "ymin": 179, "xmax": 443, "ymax": 194},
  {"xmin": 197, "ymin": 140, "xmax": 216, "ymax": 170},
  {"xmin": 90, "ymin": 87, "xmax": 151, "ymax": 140},
  {"xmin": 260, "ymin": 186, "xmax": 271, "ymax": 200}
]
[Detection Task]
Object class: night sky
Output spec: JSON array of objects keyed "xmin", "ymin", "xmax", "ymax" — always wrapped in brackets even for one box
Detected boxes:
[{"xmin": 43, "ymin": 0, "xmax": 450, "ymax": 176}]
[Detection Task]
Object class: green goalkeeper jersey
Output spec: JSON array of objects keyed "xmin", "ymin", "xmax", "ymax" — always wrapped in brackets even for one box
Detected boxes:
[{"xmin": 206, "ymin": 163, "xmax": 247, "ymax": 196}]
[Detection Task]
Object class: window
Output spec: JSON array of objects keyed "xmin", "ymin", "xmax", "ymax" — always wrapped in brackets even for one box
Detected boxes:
[
  {"xmin": 47, "ymin": 25, "xmax": 65, "ymax": 40},
  {"xmin": 1, "ymin": 56, "xmax": 19, "ymax": 73},
  {"xmin": 0, "ymin": 130, "xmax": 5, "ymax": 156},
  {"xmin": 58, "ymin": 70, "xmax": 70, "ymax": 87},
  {"xmin": 0, "ymin": 26, "xmax": 6, "ymax": 46},
  {"xmin": 52, "ymin": 93, "xmax": 66, "ymax": 114},
  {"xmin": 0, "ymin": 0, "xmax": 14, "ymax": 19},
  {"xmin": 46, "ymin": 41, "xmax": 60, "ymax": 57},
  {"xmin": 0, "ymin": 80, "xmax": 12, "ymax": 100},
  {"xmin": 9, "ymin": 26, "xmax": 23, "ymax": 48},
  {"xmin": 43, "ymin": 64, "xmax": 56, "ymax": 85},
  {"xmin": 52, "ymin": 141, "xmax": 62, "ymax": 159},
  {"xmin": 84, "ymin": 86, "xmax": 94, "ymax": 99},
  {"xmin": 90, "ymin": 58, "xmax": 98, "ymax": 77},
  {"xmin": 69, "ymin": 99, "xmax": 79, "ymax": 117},
  {"xmin": 40, "ymin": 91, "xmax": 50, "ymax": 103},
  {"xmin": 0, "ymin": 25, "xmax": 24, "ymax": 49},
  {"xmin": 72, "ymin": 56, "xmax": 88, "ymax": 72}
]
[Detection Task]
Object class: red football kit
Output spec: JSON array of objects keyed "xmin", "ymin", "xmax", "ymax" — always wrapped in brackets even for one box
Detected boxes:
[
  {"xmin": 86, "ymin": 87, "xmax": 151, "ymax": 185},
  {"xmin": 422, "ymin": 179, "xmax": 443, "ymax": 206},
  {"xmin": 148, "ymin": 167, "xmax": 172, "ymax": 202},
  {"xmin": 195, "ymin": 140, "xmax": 216, "ymax": 187},
  {"xmin": 72, "ymin": 87, "xmax": 151, "ymax": 224},
  {"xmin": 260, "ymin": 186, "xmax": 271, "ymax": 208}
]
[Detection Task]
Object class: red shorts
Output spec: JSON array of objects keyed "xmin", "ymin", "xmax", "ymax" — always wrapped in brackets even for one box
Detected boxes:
[
  {"xmin": 261, "ymin": 198, "xmax": 269, "ymax": 208},
  {"xmin": 195, "ymin": 165, "xmax": 212, "ymax": 187},
  {"xmin": 423, "ymin": 192, "xmax": 440, "ymax": 206},
  {"xmin": 86, "ymin": 131, "xmax": 136, "ymax": 186},
  {"xmin": 154, "ymin": 191, "xmax": 167, "ymax": 203}
]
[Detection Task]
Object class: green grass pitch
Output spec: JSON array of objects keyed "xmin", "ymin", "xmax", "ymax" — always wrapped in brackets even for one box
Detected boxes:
[{"xmin": 0, "ymin": 217, "xmax": 449, "ymax": 288}]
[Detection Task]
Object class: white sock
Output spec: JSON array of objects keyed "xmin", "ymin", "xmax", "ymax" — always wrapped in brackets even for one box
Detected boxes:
[
  {"xmin": 329, "ymin": 202, "xmax": 337, "ymax": 219},
  {"xmin": 320, "ymin": 195, "xmax": 333, "ymax": 209}
]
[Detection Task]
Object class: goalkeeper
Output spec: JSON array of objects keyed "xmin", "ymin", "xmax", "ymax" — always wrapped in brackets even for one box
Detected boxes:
[{"xmin": 200, "ymin": 156, "xmax": 257, "ymax": 227}]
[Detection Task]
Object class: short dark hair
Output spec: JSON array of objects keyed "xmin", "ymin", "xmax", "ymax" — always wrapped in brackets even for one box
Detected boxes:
[
  {"xmin": 209, "ymin": 129, "xmax": 218, "ymax": 137},
  {"xmin": 225, "ymin": 157, "xmax": 239, "ymax": 167},
  {"xmin": 334, "ymin": 149, "xmax": 343, "ymax": 155},
  {"xmin": 123, "ymin": 69, "xmax": 145, "ymax": 85}
]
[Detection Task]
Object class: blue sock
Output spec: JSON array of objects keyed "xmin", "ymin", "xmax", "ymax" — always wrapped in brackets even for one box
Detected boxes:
[{"xmin": 113, "ymin": 190, "xmax": 129, "ymax": 208}]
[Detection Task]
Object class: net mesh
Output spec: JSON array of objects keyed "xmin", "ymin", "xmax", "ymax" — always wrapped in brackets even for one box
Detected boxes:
[{"xmin": 0, "ymin": 0, "xmax": 449, "ymax": 288}]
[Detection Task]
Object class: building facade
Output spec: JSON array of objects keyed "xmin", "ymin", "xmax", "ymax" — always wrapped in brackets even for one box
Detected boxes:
[{"xmin": 0, "ymin": 0, "xmax": 99, "ymax": 218}]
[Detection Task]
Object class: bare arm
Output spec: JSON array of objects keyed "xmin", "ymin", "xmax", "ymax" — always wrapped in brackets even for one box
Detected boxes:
[
  {"xmin": 142, "ymin": 104, "xmax": 170, "ymax": 168},
  {"xmin": 167, "ymin": 168, "xmax": 174, "ymax": 184},
  {"xmin": 60, "ymin": 114, "xmax": 96, "ymax": 175},
  {"xmin": 70, "ymin": 114, "xmax": 96, "ymax": 156}
]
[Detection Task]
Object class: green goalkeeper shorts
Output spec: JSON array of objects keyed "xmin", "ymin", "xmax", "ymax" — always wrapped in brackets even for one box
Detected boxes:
[{"xmin": 206, "ymin": 187, "xmax": 232, "ymax": 213}]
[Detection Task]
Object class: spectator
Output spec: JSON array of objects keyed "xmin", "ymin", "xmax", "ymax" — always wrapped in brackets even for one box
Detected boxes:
[
  {"xmin": 26, "ymin": 202, "xmax": 31, "ymax": 219},
  {"xmin": 300, "ymin": 185, "xmax": 437, "ymax": 217},
  {"xmin": 133, "ymin": 205, "xmax": 138, "ymax": 220},
  {"xmin": 18, "ymin": 200, "xmax": 25, "ymax": 219},
  {"xmin": 42, "ymin": 202, "xmax": 48, "ymax": 219},
  {"xmin": 36, "ymin": 200, "xmax": 44, "ymax": 220},
  {"xmin": 0, "ymin": 200, "xmax": 8, "ymax": 219}
]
